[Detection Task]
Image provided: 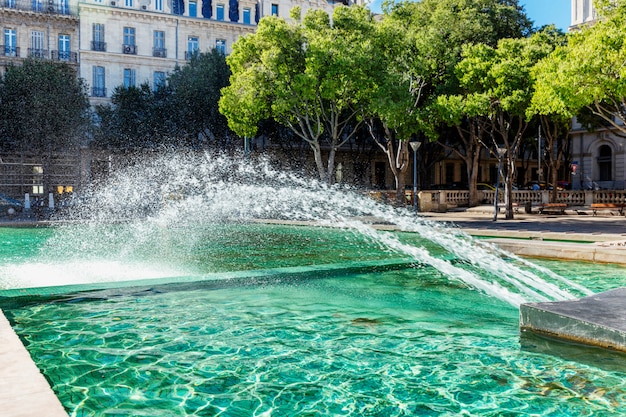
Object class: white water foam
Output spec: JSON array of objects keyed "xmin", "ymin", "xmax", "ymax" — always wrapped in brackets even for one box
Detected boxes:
[{"xmin": 17, "ymin": 151, "xmax": 592, "ymax": 306}]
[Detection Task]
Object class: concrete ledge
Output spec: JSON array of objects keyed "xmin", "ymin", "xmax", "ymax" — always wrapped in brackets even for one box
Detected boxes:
[
  {"xmin": 520, "ymin": 288, "xmax": 626, "ymax": 352},
  {"xmin": 0, "ymin": 310, "xmax": 67, "ymax": 417},
  {"xmin": 485, "ymin": 238, "xmax": 626, "ymax": 264}
]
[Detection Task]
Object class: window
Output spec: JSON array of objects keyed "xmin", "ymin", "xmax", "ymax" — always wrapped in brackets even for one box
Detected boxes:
[
  {"xmin": 6, "ymin": 0, "xmax": 16, "ymax": 8},
  {"xmin": 154, "ymin": 0, "xmax": 162, "ymax": 11},
  {"xmin": 271, "ymin": 3, "xmax": 278, "ymax": 16},
  {"xmin": 92, "ymin": 66, "xmax": 106, "ymax": 97},
  {"xmin": 123, "ymin": 68, "xmax": 136, "ymax": 88},
  {"xmin": 189, "ymin": 0, "xmax": 197, "ymax": 16},
  {"xmin": 32, "ymin": 166, "xmax": 43, "ymax": 195},
  {"xmin": 30, "ymin": 31, "xmax": 45, "ymax": 58},
  {"xmin": 123, "ymin": 27, "xmax": 135, "ymax": 45},
  {"xmin": 154, "ymin": 71, "xmax": 166, "ymax": 90},
  {"xmin": 123, "ymin": 27, "xmax": 136, "ymax": 54},
  {"xmin": 124, "ymin": 0, "xmax": 133, "ymax": 7},
  {"xmin": 598, "ymin": 145, "xmax": 612, "ymax": 182},
  {"xmin": 216, "ymin": 3, "xmax": 224, "ymax": 20},
  {"xmin": 243, "ymin": 7, "xmax": 250, "ymax": 24},
  {"xmin": 59, "ymin": 0, "xmax": 69, "ymax": 14},
  {"xmin": 31, "ymin": 0, "xmax": 42, "ymax": 11},
  {"xmin": 172, "ymin": 0, "xmax": 184, "ymax": 15},
  {"xmin": 92, "ymin": 23, "xmax": 105, "ymax": 51},
  {"xmin": 215, "ymin": 39, "xmax": 226, "ymax": 54},
  {"xmin": 4, "ymin": 29, "xmax": 17, "ymax": 57},
  {"xmin": 58, "ymin": 34, "xmax": 70, "ymax": 61},
  {"xmin": 186, "ymin": 36, "xmax": 198, "ymax": 59},
  {"xmin": 153, "ymin": 31, "xmax": 166, "ymax": 57}
]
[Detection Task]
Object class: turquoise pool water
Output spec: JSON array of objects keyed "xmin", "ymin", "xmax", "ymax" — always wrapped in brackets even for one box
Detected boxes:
[{"xmin": 1, "ymin": 225, "xmax": 626, "ymax": 416}]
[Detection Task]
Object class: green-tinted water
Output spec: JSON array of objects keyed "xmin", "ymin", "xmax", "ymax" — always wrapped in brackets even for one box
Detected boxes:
[{"xmin": 1, "ymin": 225, "xmax": 626, "ymax": 416}]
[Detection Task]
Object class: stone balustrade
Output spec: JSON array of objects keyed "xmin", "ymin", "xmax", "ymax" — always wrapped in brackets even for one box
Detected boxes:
[{"xmin": 369, "ymin": 189, "xmax": 626, "ymax": 212}]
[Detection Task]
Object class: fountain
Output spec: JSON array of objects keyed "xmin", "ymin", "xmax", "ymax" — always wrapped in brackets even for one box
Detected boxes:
[{"xmin": 0, "ymin": 151, "xmax": 625, "ymax": 416}]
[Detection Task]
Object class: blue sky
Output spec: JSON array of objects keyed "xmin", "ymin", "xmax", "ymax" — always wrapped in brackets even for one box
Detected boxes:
[
  {"xmin": 521, "ymin": 0, "xmax": 571, "ymax": 31},
  {"xmin": 368, "ymin": 0, "xmax": 572, "ymax": 31}
]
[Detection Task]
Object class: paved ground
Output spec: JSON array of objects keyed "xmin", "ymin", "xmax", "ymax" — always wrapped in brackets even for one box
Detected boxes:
[{"xmin": 420, "ymin": 206, "xmax": 626, "ymax": 243}]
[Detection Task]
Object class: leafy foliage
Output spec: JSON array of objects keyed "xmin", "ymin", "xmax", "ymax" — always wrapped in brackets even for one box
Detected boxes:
[
  {"xmin": 220, "ymin": 6, "xmax": 379, "ymax": 183},
  {"xmin": 95, "ymin": 50, "xmax": 232, "ymax": 150},
  {"xmin": 0, "ymin": 59, "xmax": 91, "ymax": 153}
]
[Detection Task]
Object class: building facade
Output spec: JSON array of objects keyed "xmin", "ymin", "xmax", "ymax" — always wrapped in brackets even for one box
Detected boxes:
[
  {"xmin": 1, "ymin": 0, "xmax": 79, "ymax": 71},
  {"xmin": 570, "ymin": 0, "xmax": 595, "ymax": 28},
  {"xmin": 1, "ymin": 0, "xmax": 351, "ymax": 104}
]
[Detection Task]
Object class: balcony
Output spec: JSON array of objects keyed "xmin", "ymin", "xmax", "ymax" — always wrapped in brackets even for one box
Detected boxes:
[
  {"xmin": 51, "ymin": 50, "xmax": 77, "ymax": 63},
  {"xmin": 153, "ymin": 48, "xmax": 167, "ymax": 58},
  {"xmin": 91, "ymin": 41, "xmax": 106, "ymax": 52},
  {"xmin": 1, "ymin": 0, "xmax": 76, "ymax": 15},
  {"xmin": 91, "ymin": 87, "xmax": 106, "ymax": 98},
  {"xmin": 28, "ymin": 48, "xmax": 48, "ymax": 59},
  {"xmin": 122, "ymin": 44, "xmax": 137, "ymax": 55},
  {"xmin": 1, "ymin": 46, "xmax": 19, "ymax": 57}
]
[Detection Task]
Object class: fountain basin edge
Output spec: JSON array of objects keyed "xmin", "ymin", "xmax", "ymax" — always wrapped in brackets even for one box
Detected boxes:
[{"xmin": 520, "ymin": 287, "xmax": 626, "ymax": 352}]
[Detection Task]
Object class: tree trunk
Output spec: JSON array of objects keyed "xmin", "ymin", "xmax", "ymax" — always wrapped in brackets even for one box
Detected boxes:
[{"xmin": 310, "ymin": 142, "xmax": 328, "ymax": 184}]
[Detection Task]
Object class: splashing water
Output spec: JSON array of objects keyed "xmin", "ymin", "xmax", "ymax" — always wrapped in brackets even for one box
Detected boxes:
[{"xmin": 6, "ymin": 151, "xmax": 592, "ymax": 306}]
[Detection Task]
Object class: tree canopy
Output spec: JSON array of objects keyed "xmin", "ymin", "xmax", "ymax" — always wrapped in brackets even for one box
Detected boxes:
[
  {"xmin": 0, "ymin": 59, "xmax": 91, "ymax": 154},
  {"xmin": 220, "ymin": 6, "xmax": 380, "ymax": 183},
  {"xmin": 95, "ymin": 50, "xmax": 232, "ymax": 150}
]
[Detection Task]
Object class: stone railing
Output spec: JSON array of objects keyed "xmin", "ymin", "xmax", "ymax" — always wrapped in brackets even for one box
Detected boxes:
[{"xmin": 371, "ymin": 189, "xmax": 626, "ymax": 212}]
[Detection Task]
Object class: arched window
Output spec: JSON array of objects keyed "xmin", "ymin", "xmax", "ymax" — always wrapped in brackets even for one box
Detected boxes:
[{"xmin": 598, "ymin": 145, "xmax": 612, "ymax": 181}]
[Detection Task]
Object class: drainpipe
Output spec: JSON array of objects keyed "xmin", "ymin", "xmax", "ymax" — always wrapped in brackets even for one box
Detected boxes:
[{"xmin": 176, "ymin": 18, "xmax": 179, "ymax": 63}]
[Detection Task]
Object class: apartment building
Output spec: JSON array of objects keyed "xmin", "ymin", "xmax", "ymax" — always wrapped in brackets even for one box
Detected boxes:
[
  {"xmin": 1, "ymin": 0, "xmax": 79, "ymax": 71},
  {"xmin": 1, "ymin": 0, "xmax": 350, "ymax": 104}
]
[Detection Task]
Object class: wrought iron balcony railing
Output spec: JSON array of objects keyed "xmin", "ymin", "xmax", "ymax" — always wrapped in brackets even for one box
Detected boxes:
[
  {"xmin": 28, "ymin": 48, "xmax": 48, "ymax": 59},
  {"xmin": 1, "ymin": 46, "xmax": 20, "ymax": 57},
  {"xmin": 1, "ymin": 0, "xmax": 76, "ymax": 15},
  {"xmin": 51, "ymin": 50, "xmax": 77, "ymax": 63},
  {"xmin": 91, "ymin": 41, "xmax": 107, "ymax": 52},
  {"xmin": 153, "ymin": 47, "xmax": 167, "ymax": 58}
]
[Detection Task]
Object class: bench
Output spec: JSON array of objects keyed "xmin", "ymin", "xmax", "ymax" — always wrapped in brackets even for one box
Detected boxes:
[
  {"xmin": 512, "ymin": 202, "xmax": 534, "ymax": 214},
  {"xmin": 538, "ymin": 203, "xmax": 567, "ymax": 215},
  {"xmin": 591, "ymin": 203, "xmax": 626, "ymax": 216}
]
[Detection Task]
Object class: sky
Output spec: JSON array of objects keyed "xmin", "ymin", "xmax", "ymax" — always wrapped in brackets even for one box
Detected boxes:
[
  {"xmin": 520, "ymin": 0, "xmax": 571, "ymax": 31},
  {"xmin": 368, "ymin": 0, "xmax": 572, "ymax": 32}
]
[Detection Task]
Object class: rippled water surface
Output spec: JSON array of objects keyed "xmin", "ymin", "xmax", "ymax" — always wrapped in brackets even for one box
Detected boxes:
[
  {"xmin": 2, "ymin": 153, "xmax": 626, "ymax": 416},
  {"xmin": 2, "ymin": 226, "xmax": 626, "ymax": 416}
]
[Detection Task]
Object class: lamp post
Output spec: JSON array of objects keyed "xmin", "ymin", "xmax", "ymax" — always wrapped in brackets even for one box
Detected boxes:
[
  {"xmin": 493, "ymin": 146, "xmax": 507, "ymax": 222},
  {"xmin": 410, "ymin": 141, "xmax": 422, "ymax": 214},
  {"xmin": 244, "ymin": 136, "xmax": 250, "ymax": 159}
]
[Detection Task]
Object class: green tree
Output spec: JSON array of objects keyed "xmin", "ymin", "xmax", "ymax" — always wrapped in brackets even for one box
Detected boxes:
[
  {"xmin": 220, "ymin": 6, "xmax": 378, "ymax": 184},
  {"xmin": 454, "ymin": 30, "xmax": 558, "ymax": 218},
  {"xmin": 369, "ymin": 0, "xmax": 532, "ymax": 204},
  {"xmin": 95, "ymin": 84, "xmax": 161, "ymax": 150},
  {"xmin": 532, "ymin": 1, "xmax": 626, "ymax": 140},
  {"xmin": 95, "ymin": 50, "xmax": 232, "ymax": 151},
  {"xmin": 168, "ymin": 49, "xmax": 232, "ymax": 148},
  {"xmin": 528, "ymin": 27, "xmax": 571, "ymax": 202},
  {"xmin": 0, "ymin": 58, "xmax": 91, "ymax": 193}
]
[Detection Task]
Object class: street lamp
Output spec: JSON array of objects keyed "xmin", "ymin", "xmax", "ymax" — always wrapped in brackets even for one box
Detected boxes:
[
  {"xmin": 410, "ymin": 141, "xmax": 422, "ymax": 214},
  {"xmin": 493, "ymin": 146, "xmax": 507, "ymax": 222},
  {"xmin": 244, "ymin": 136, "xmax": 250, "ymax": 159}
]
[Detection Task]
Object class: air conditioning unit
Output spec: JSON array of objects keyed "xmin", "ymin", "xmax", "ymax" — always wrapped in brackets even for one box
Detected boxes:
[
  {"xmin": 110, "ymin": 1, "xmax": 116, "ymax": 5},
  {"xmin": 141, "ymin": 4, "xmax": 146, "ymax": 9},
  {"xmin": 123, "ymin": 45, "xmax": 134, "ymax": 54},
  {"xmin": 47, "ymin": 5, "xmax": 54, "ymax": 11}
]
